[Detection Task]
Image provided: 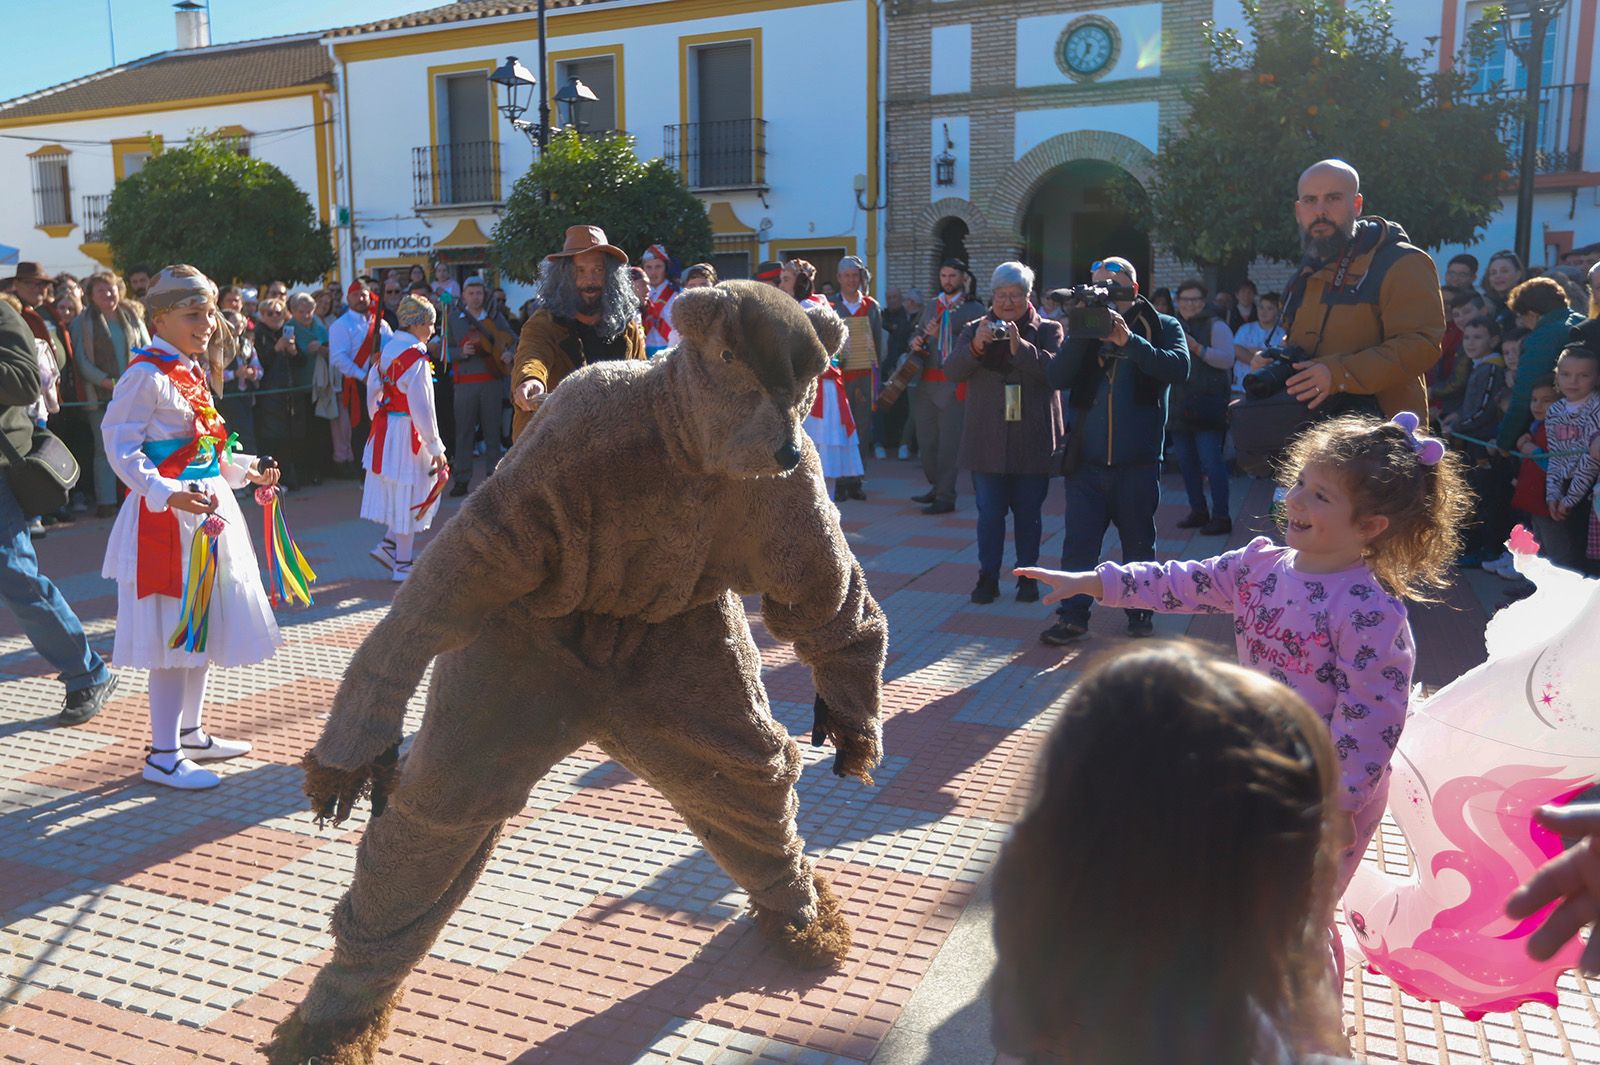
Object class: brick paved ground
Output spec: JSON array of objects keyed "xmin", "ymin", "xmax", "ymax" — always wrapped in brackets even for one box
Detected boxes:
[{"xmin": 0, "ymin": 457, "xmax": 1593, "ymax": 1064}]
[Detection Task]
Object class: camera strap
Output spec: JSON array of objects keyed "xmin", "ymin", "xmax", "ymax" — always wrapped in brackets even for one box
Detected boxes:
[{"xmin": 1282, "ymin": 237, "xmax": 1359, "ymax": 359}]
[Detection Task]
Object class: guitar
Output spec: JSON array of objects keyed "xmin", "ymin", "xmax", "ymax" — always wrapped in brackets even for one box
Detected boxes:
[{"xmin": 461, "ymin": 314, "xmax": 519, "ymax": 378}]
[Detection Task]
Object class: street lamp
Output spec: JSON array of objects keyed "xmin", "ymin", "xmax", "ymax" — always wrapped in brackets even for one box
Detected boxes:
[
  {"xmin": 554, "ymin": 76, "xmax": 599, "ymax": 132},
  {"xmin": 1500, "ymin": 0, "xmax": 1568, "ymax": 268},
  {"xmin": 934, "ymin": 123, "xmax": 956, "ymax": 187},
  {"xmin": 490, "ymin": 56, "xmax": 541, "ymax": 144}
]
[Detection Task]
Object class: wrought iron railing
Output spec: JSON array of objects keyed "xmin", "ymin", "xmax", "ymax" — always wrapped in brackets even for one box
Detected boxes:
[
  {"xmin": 412, "ymin": 140, "xmax": 500, "ymax": 208},
  {"xmin": 663, "ymin": 119, "xmax": 767, "ymax": 190},
  {"xmin": 1465, "ymin": 82, "xmax": 1588, "ymax": 176},
  {"xmin": 82, "ymin": 193, "xmax": 110, "ymax": 242}
]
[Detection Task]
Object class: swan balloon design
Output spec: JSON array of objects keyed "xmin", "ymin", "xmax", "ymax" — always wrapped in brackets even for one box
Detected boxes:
[{"xmin": 1343, "ymin": 527, "xmax": 1600, "ymax": 1019}]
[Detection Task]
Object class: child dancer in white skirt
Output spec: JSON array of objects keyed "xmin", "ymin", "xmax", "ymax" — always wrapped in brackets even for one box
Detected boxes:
[
  {"xmin": 805, "ymin": 359, "xmax": 865, "ymax": 505},
  {"xmin": 100, "ymin": 265, "xmax": 283, "ymax": 790},
  {"xmin": 362, "ymin": 294, "xmax": 447, "ymax": 582}
]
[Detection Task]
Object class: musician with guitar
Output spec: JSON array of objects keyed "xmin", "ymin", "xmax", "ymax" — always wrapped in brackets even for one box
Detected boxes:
[{"xmin": 446, "ymin": 275, "xmax": 516, "ymax": 497}]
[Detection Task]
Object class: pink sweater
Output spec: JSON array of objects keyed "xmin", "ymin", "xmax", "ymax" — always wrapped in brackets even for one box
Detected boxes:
[{"xmin": 1098, "ymin": 537, "xmax": 1414, "ymax": 812}]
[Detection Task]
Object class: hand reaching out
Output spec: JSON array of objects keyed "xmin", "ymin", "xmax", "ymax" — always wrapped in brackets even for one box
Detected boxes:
[
  {"xmin": 1506, "ymin": 804, "xmax": 1600, "ymax": 974},
  {"xmin": 1012, "ymin": 567, "xmax": 1103, "ymax": 605}
]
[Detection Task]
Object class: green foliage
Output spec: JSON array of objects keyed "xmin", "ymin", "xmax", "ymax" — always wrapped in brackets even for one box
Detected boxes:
[
  {"xmin": 103, "ymin": 132, "xmax": 334, "ymax": 284},
  {"xmin": 1142, "ymin": 0, "xmax": 1514, "ymax": 266},
  {"xmin": 493, "ymin": 130, "xmax": 713, "ymax": 284}
]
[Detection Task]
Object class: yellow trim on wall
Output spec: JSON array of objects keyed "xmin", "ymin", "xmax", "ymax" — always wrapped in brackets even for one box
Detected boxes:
[
  {"xmin": 312, "ymin": 95, "xmax": 330, "ymax": 224},
  {"xmin": 26, "ymin": 143, "xmax": 69, "ymax": 157},
  {"xmin": 677, "ymin": 27, "xmax": 764, "ymax": 184},
  {"xmin": 546, "ymin": 44, "xmax": 626, "ymax": 134},
  {"xmin": 37, "ymin": 223, "xmax": 76, "ymax": 238},
  {"xmin": 425, "ymin": 58, "xmax": 501, "ymax": 206},
  {"xmin": 112, "ymin": 134, "xmax": 163, "ymax": 181},
  {"xmin": 79, "ymin": 242, "xmax": 115, "ymax": 268},
  {"xmin": 331, "ymin": 0, "xmax": 842, "ymax": 63},
  {"xmin": 0, "ymin": 84, "xmax": 332, "ymax": 130}
]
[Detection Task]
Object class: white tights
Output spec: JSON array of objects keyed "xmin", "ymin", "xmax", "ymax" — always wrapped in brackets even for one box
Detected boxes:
[
  {"xmin": 147, "ymin": 665, "xmax": 210, "ymax": 770},
  {"xmin": 390, "ymin": 531, "xmax": 415, "ymax": 563}
]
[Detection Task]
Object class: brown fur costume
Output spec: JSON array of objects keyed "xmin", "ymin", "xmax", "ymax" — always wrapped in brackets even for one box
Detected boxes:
[{"xmin": 264, "ymin": 281, "xmax": 888, "ymax": 1064}]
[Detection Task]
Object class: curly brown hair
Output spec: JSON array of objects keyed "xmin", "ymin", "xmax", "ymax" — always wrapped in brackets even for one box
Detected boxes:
[
  {"xmin": 991, "ymin": 644, "xmax": 1348, "ymax": 1065},
  {"xmin": 1278, "ymin": 414, "xmax": 1473, "ymax": 600}
]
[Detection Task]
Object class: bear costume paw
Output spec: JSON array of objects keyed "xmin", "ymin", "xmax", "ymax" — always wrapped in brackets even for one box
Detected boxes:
[
  {"xmin": 754, "ymin": 871, "xmax": 854, "ymax": 969},
  {"xmin": 260, "ymin": 996, "xmax": 396, "ymax": 1065},
  {"xmin": 810, "ymin": 696, "xmax": 881, "ymax": 785},
  {"xmin": 301, "ymin": 742, "xmax": 401, "ymax": 827}
]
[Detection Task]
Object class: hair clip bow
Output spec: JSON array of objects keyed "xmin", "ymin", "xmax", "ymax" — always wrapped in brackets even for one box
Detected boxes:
[{"xmin": 1389, "ymin": 411, "xmax": 1445, "ymax": 466}]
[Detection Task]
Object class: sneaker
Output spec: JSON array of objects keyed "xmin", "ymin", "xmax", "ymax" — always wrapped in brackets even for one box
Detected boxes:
[
  {"xmin": 142, "ymin": 751, "xmax": 220, "ymax": 790},
  {"xmin": 60, "ymin": 673, "xmax": 119, "ymax": 726},
  {"xmin": 392, "ymin": 559, "xmax": 412, "ymax": 583},
  {"xmin": 1040, "ymin": 619, "xmax": 1089, "ymax": 645},
  {"xmin": 369, "ymin": 539, "xmax": 396, "ymax": 571},
  {"xmin": 1482, "ymin": 552, "xmax": 1519, "ymax": 579},
  {"xmin": 1200, "ymin": 516, "xmax": 1233, "ymax": 537},
  {"xmin": 1015, "ymin": 576, "xmax": 1040, "ymax": 603},
  {"xmin": 1127, "ymin": 613, "xmax": 1155, "ymax": 638},
  {"xmin": 873, "ymin": 445, "xmax": 888, "ymax": 460},
  {"xmin": 1176, "ymin": 509, "xmax": 1210, "ymax": 529},
  {"xmin": 897, "ymin": 445, "xmax": 911, "ymax": 461},
  {"xmin": 27, "ymin": 518, "xmax": 45, "ymax": 537},
  {"xmin": 970, "ymin": 575, "xmax": 1000, "ymax": 604},
  {"xmin": 180, "ymin": 728, "xmax": 252, "ymax": 761}
]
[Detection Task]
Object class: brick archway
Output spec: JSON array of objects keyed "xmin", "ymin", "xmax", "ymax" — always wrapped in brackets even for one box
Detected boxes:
[
  {"xmin": 914, "ymin": 197, "xmax": 994, "ymax": 245},
  {"xmin": 991, "ymin": 131, "xmax": 1157, "ymax": 242}
]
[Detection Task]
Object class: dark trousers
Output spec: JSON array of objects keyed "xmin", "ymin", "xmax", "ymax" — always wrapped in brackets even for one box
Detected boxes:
[
  {"xmin": 1171, "ymin": 428, "xmax": 1230, "ymax": 516},
  {"xmin": 1534, "ymin": 493, "xmax": 1595, "ymax": 570},
  {"xmin": 1057, "ymin": 463, "xmax": 1160, "ymax": 626},
  {"xmin": 973, "ymin": 472, "xmax": 1050, "ymax": 580},
  {"xmin": 1466, "ymin": 453, "xmax": 1516, "ymax": 557},
  {"xmin": 257, "ymin": 393, "xmax": 315, "ymax": 488}
]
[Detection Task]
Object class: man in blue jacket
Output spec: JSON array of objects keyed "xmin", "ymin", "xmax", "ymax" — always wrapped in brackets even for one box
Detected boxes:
[{"xmin": 1041, "ymin": 257, "xmax": 1189, "ymax": 643}]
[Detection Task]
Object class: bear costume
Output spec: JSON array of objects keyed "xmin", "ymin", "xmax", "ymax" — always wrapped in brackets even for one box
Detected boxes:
[{"xmin": 265, "ymin": 281, "xmax": 888, "ymax": 1064}]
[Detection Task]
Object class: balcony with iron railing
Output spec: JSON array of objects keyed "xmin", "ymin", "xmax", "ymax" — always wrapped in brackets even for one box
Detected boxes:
[
  {"xmin": 82, "ymin": 194, "xmax": 110, "ymax": 243},
  {"xmin": 1465, "ymin": 82, "xmax": 1589, "ymax": 176},
  {"xmin": 663, "ymin": 119, "xmax": 767, "ymax": 192},
  {"xmin": 412, "ymin": 140, "xmax": 501, "ymax": 209}
]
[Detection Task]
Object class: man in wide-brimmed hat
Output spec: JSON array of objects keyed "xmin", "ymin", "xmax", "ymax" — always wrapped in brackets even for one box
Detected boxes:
[{"xmin": 509, "ymin": 225, "xmax": 646, "ymax": 440}]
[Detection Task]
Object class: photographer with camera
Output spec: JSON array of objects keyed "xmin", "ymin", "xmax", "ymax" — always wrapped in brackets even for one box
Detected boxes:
[
  {"xmin": 1040, "ymin": 257, "xmax": 1189, "ymax": 644},
  {"xmin": 1171, "ymin": 281, "xmax": 1238, "ymax": 536},
  {"xmin": 1234, "ymin": 160, "xmax": 1444, "ymax": 473}
]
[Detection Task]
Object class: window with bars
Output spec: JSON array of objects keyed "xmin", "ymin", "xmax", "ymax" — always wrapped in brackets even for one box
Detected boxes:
[{"xmin": 31, "ymin": 152, "xmax": 72, "ymax": 228}]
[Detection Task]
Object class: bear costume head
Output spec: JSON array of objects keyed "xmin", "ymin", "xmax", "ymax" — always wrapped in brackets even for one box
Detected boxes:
[{"xmin": 658, "ymin": 279, "xmax": 846, "ymax": 477}]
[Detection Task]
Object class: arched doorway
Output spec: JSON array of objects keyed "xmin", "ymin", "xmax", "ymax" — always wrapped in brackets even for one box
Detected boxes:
[
  {"xmin": 1020, "ymin": 159, "xmax": 1151, "ymax": 294},
  {"xmin": 934, "ymin": 216, "xmax": 970, "ymax": 277}
]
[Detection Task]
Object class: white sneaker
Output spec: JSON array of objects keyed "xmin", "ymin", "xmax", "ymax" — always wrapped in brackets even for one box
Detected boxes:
[
  {"xmin": 27, "ymin": 518, "xmax": 44, "ymax": 536},
  {"xmin": 180, "ymin": 729, "xmax": 252, "ymax": 761},
  {"xmin": 1483, "ymin": 551, "xmax": 1519, "ymax": 579},
  {"xmin": 143, "ymin": 753, "xmax": 220, "ymax": 790},
  {"xmin": 897, "ymin": 444, "xmax": 911, "ymax": 461},
  {"xmin": 873, "ymin": 445, "xmax": 888, "ymax": 460},
  {"xmin": 392, "ymin": 559, "xmax": 412, "ymax": 583},
  {"xmin": 369, "ymin": 539, "xmax": 396, "ymax": 571}
]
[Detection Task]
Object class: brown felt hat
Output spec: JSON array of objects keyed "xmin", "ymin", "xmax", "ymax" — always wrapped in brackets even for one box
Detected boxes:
[
  {"xmin": 10, "ymin": 262, "xmax": 54, "ymax": 283},
  {"xmin": 546, "ymin": 225, "xmax": 627, "ymax": 263}
]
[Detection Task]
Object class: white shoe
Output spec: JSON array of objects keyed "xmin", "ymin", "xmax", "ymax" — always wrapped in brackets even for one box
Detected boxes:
[
  {"xmin": 143, "ymin": 752, "xmax": 220, "ymax": 790},
  {"xmin": 897, "ymin": 445, "xmax": 911, "ymax": 461},
  {"xmin": 1483, "ymin": 551, "xmax": 1519, "ymax": 579},
  {"xmin": 392, "ymin": 559, "xmax": 412, "ymax": 583},
  {"xmin": 180, "ymin": 729, "xmax": 252, "ymax": 761},
  {"xmin": 873, "ymin": 445, "xmax": 888, "ymax": 460},
  {"xmin": 369, "ymin": 539, "xmax": 396, "ymax": 571}
]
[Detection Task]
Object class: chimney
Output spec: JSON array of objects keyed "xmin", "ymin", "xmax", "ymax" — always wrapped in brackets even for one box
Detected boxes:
[{"xmin": 175, "ymin": 0, "xmax": 210, "ymax": 49}]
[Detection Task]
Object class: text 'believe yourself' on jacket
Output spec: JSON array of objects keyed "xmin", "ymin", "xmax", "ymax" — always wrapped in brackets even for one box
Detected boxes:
[
  {"xmin": 1281, "ymin": 216, "xmax": 1444, "ymax": 419},
  {"xmin": 1045, "ymin": 294, "xmax": 1189, "ymax": 468}
]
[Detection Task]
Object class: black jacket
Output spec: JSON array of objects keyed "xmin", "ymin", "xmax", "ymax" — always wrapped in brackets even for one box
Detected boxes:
[{"xmin": 0, "ymin": 301, "xmax": 42, "ymax": 467}]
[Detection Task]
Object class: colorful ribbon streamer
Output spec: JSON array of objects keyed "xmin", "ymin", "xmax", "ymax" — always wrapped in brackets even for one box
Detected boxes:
[
  {"xmin": 169, "ymin": 515, "xmax": 224, "ymax": 653},
  {"xmin": 258, "ymin": 487, "xmax": 317, "ymax": 607},
  {"xmin": 411, "ymin": 464, "xmax": 450, "ymax": 520}
]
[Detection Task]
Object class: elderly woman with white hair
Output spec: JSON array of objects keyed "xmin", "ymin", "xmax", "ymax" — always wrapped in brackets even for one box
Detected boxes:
[{"xmin": 946, "ymin": 261, "xmax": 1064, "ymax": 605}]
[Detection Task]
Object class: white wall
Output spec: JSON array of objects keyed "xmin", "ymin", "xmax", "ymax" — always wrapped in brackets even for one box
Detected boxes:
[
  {"xmin": 1016, "ymin": 4, "xmax": 1163, "ymax": 88},
  {"xmin": 930, "ymin": 23, "xmax": 971, "ymax": 96},
  {"xmin": 1014, "ymin": 101, "xmax": 1160, "ymax": 160},
  {"xmin": 336, "ymin": 0, "xmax": 876, "ymax": 300},
  {"xmin": 0, "ymin": 93, "xmax": 326, "ymax": 278}
]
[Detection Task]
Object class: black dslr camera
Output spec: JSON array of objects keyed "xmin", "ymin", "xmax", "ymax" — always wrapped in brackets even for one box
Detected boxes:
[
  {"xmin": 1241, "ymin": 344, "xmax": 1309, "ymax": 399},
  {"xmin": 1065, "ymin": 281, "xmax": 1138, "ymax": 339}
]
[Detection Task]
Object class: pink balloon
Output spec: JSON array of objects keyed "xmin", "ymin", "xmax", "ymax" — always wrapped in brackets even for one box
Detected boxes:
[{"xmin": 1343, "ymin": 548, "xmax": 1600, "ymax": 1017}]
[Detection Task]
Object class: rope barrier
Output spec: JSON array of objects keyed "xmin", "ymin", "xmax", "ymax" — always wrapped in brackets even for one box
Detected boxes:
[{"xmin": 1443, "ymin": 428, "xmax": 1591, "ymax": 460}]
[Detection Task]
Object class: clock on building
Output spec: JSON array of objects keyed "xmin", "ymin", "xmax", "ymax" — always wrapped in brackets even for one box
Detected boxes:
[{"xmin": 1057, "ymin": 16, "xmax": 1120, "ymax": 82}]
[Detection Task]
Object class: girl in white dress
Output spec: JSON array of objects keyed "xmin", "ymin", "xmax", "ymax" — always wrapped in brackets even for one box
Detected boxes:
[
  {"xmin": 100, "ymin": 265, "xmax": 283, "ymax": 790},
  {"xmin": 804, "ymin": 358, "xmax": 865, "ymax": 505},
  {"xmin": 361, "ymin": 295, "xmax": 447, "ymax": 582}
]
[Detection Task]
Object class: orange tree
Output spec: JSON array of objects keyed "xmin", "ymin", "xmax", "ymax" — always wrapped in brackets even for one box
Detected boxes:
[{"xmin": 1142, "ymin": 0, "xmax": 1513, "ymax": 268}]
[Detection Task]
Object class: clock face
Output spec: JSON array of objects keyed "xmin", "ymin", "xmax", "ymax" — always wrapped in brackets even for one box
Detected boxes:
[{"xmin": 1062, "ymin": 23, "xmax": 1115, "ymax": 77}]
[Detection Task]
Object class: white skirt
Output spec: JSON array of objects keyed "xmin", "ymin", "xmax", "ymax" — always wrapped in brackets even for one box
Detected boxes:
[
  {"xmin": 103, "ymin": 473, "xmax": 283, "ymax": 670},
  {"xmin": 804, "ymin": 383, "xmax": 864, "ymax": 480},
  {"xmin": 362, "ymin": 412, "xmax": 441, "ymax": 535}
]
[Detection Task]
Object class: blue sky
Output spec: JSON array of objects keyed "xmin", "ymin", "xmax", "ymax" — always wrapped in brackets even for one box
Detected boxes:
[{"xmin": 0, "ymin": 0, "xmax": 430, "ymax": 102}]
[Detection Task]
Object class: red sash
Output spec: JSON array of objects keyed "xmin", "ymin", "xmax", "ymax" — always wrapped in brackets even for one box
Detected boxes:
[
  {"xmin": 644, "ymin": 283, "xmax": 678, "ymax": 346},
  {"xmin": 129, "ymin": 353, "xmax": 228, "ymax": 600},
  {"xmin": 809, "ymin": 364, "xmax": 856, "ymax": 436},
  {"xmin": 342, "ymin": 305, "xmax": 382, "ymax": 425},
  {"xmin": 369, "ymin": 346, "xmax": 429, "ymax": 475}
]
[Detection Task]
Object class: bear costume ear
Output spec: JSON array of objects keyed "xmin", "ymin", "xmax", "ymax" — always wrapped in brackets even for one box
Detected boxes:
[
  {"xmin": 670, "ymin": 284, "xmax": 737, "ymax": 346},
  {"xmin": 803, "ymin": 300, "xmax": 847, "ymax": 358}
]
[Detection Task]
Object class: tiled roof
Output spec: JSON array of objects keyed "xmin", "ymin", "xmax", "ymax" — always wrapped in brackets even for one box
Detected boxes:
[
  {"xmin": 326, "ymin": 0, "xmax": 612, "ymax": 38},
  {"xmin": 0, "ymin": 36, "xmax": 333, "ymax": 122}
]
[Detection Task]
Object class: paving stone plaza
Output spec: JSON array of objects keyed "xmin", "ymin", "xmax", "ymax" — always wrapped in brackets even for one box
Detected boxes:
[{"xmin": 1, "ymin": 461, "xmax": 1597, "ymax": 1064}]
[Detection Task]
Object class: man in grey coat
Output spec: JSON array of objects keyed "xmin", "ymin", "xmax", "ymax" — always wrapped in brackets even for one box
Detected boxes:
[
  {"xmin": 446, "ymin": 276, "xmax": 515, "ymax": 497},
  {"xmin": 0, "ymin": 300, "xmax": 117, "ymax": 724},
  {"xmin": 909, "ymin": 259, "xmax": 986, "ymax": 513}
]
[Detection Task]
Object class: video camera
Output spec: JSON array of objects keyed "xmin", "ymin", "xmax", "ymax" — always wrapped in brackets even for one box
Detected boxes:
[{"xmin": 1065, "ymin": 281, "xmax": 1138, "ymax": 339}]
